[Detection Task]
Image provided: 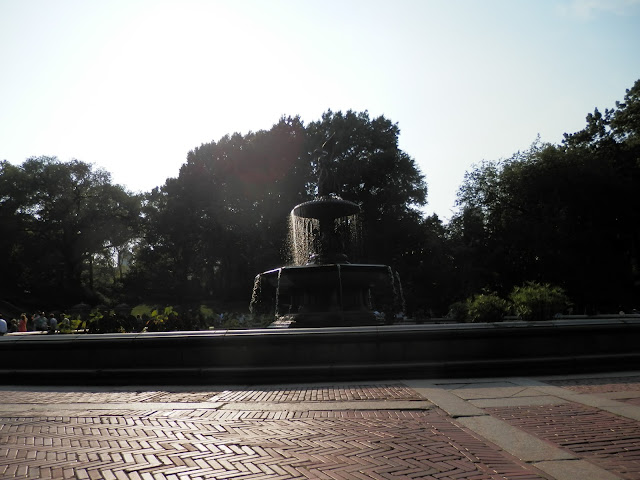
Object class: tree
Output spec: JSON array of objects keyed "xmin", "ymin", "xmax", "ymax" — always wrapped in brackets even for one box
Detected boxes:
[
  {"xmin": 0, "ymin": 157, "xmax": 140, "ymax": 305},
  {"xmin": 128, "ymin": 117, "xmax": 310, "ymax": 304},
  {"xmin": 305, "ymin": 110, "xmax": 428, "ymax": 267},
  {"xmin": 0, "ymin": 161, "xmax": 30, "ymax": 298},
  {"xmin": 453, "ymin": 79, "xmax": 640, "ymax": 312},
  {"xmin": 407, "ymin": 214, "xmax": 457, "ymax": 316}
]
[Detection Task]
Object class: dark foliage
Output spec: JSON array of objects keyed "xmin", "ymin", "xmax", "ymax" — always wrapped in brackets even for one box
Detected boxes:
[
  {"xmin": 452, "ymin": 79, "xmax": 640, "ymax": 313},
  {"xmin": 0, "ymin": 157, "xmax": 140, "ymax": 309}
]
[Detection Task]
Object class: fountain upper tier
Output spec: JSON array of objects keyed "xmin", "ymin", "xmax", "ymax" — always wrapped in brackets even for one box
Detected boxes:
[{"xmin": 291, "ymin": 195, "xmax": 360, "ymax": 220}]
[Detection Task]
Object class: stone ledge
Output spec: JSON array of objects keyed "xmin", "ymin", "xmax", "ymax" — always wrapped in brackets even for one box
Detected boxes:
[{"xmin": 2, "ymin": 319, "xmax": 639, "ymax": 384}]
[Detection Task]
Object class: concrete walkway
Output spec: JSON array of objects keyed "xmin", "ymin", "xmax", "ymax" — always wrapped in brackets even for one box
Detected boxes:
[{"xmin": 2, "ymin": 371, "xmax": 640, "ymax": 479}]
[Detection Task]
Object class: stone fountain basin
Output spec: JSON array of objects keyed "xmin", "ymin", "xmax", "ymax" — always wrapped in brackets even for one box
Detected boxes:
[
  {"xmin": 261, "ymin": 264, "xmax": 392, "ymax": 287},
  {"xmin": 1, "ymin": 318, "xmax": 640, "ymax": 384},
  {"xmin": 258, "ymin": 264, "xmax": 396, "ymax": 324},
  {"xmin": 251, "ymin": 264, "xmax": 400, "ymax": 328}
]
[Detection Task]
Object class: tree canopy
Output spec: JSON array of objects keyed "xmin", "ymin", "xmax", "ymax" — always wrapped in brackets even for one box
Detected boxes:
[
  {"xmin": 0, "ymin": 157, "xmax": 140, "ymax": 305},
  {"xmin": 452, "ymin": 79, "xmax": 640, "ymax": 312}
]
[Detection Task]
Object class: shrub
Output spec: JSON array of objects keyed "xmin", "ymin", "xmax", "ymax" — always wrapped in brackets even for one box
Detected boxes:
[
  {"xmin": 466, "ymin": 292, "xmax": 510, "ymax": 323},
  {"xmin": 509, "ymin": 282, "xmax": 569, "ymax": 321},
  {"xmin": 445, "ymin": 301, "xmax": 469, "ymax": 323},
  {"xmin": 131, "ymin": 304, "xmax": 154, "ymax": 318}
]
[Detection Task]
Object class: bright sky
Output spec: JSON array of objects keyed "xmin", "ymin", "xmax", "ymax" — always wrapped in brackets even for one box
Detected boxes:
[{"xmin": 1, "ymin": 0, "xmax": 639, "ymax": 220}]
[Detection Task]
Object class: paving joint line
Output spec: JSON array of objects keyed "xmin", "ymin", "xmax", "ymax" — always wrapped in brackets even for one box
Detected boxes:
[{"xmin": 403, "ymin": 377, "xmax": 631, "ymax": 480}]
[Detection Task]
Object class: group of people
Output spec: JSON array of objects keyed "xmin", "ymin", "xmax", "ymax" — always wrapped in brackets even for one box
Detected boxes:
[{"xmin": 0, "ymin": 311, "xmax": 70, "ymax": 335}]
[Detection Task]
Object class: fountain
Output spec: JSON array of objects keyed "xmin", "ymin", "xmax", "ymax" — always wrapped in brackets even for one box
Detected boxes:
[{"xmin": 250, "ymin": 146, "xmax": 403, "ymax": 328}]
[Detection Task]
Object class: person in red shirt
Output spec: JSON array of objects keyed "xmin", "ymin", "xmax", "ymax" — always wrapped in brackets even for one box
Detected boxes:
[{"xmin": 18, "ymin": 313, "xmax": 27, "ymax": 332}]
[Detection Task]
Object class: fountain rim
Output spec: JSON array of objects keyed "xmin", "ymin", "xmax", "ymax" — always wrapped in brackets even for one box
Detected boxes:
[
  {"xmin": 291, "ymin": 195, "xmax": 361, "ymax": 220},
  {"xmin": 257, "ymin": 263, "xmax": 391, "ymax": 276}
]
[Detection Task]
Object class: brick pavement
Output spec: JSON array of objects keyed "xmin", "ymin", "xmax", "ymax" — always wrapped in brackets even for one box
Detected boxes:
[
  {"xmin": 408, "ymin": 374, "xmax": 640, "ymax": 479},
  {"xmin": 210, "ymin": 385, "xmax": 422, "ymax": 403},
  {"xmin": 0, "ymin": 390, "xmax": 219, "ymax": 404},
  {"xmin": 0, "ymin": 384, "xmax": 420, "ymax": 405},
  {"xmin": 0, "ymin": 409, "xmax": 547, "ymax": 480},
  {"xmin": 0, "ymin": 383, "xmax": 548, "ymax": 480},
  {"xmin": 491, "ymin": 374, "xmax": 640, "ymax": 480},
  {"xmin": 487, "ymin": 402, "xmax": 640, "ymax": 480},
  {"xmin": 2, "ymin": 375, "xmax": 640, "ymax": 479}
]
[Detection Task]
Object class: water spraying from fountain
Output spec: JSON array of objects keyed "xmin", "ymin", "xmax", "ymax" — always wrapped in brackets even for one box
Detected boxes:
[{"xmin": 288, "ymin": 208, "xmax": 361, "ymax": 266}]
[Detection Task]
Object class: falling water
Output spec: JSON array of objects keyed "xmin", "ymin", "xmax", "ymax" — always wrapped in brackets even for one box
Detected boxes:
[
  {"xmin": 249, "ymin": 274, "xmax": 262, "ymax": 314},
  {"xmin": 274, "ymin": 268, "xmax": 282, "ymax": 316},
  {"xmin": 337, "ymin": 263, "xmax": 343, "ymax": 312},
  {"xmin": 343, "ymin": 213, "xmax": 363, "ymax": 260},
  {"xmin": 288, "ymin": 214, "xmax": 318, "ymax": 266},
  {"xmin": 387, "ymin": 266, "xmax": 398, "ymax": 311},
  {"xmin": 395, "ymin": 271, "xmax": 406, "ymax": 314},
  {"xmin": 288, "ymin": 212, "xmax": 362, "ymax": 265}
]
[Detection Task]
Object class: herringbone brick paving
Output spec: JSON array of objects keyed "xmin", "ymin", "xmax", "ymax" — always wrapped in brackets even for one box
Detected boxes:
[
  {"xmin": 210, "ymin": 385, "xmax": 422, "ymax": 403},
  {"xmin": 487, "ymin": 402, "xmax": 640, "ymax": 479},
  {"xmin": 0, "ymin": 409, "xmax": 545, "ymax": 480},
  {"xmin": 0, "ymin": 384, "xmax": 419, "ymax": 405},
  {"xmin": 0, "ymin": 390, "xmax": 219, "ymax": 404},
  {"xmin": 0, "ymin": 384, "xmax": 549, "ymax": 480}
]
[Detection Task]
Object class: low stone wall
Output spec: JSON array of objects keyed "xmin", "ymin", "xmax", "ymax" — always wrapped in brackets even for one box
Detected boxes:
[{"xmin": 1, "ymin": 318, "xmax": 639, "ymax": 384}]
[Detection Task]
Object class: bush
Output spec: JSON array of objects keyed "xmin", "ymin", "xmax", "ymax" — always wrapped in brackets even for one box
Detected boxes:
[
  {"xmin": 445, "ymin": 301, "xmax": 469, "ymax": 323},
  {"xmin": 131, "ymin": 304, "xmax": 154, "ymax": 318},
  {"xmin": 466, "ymin": 292, "xmax": 510, "ymax": 323},
  {"xmin": 509, "ymin": 282, "xmax": 569, "ymax": 321}
]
